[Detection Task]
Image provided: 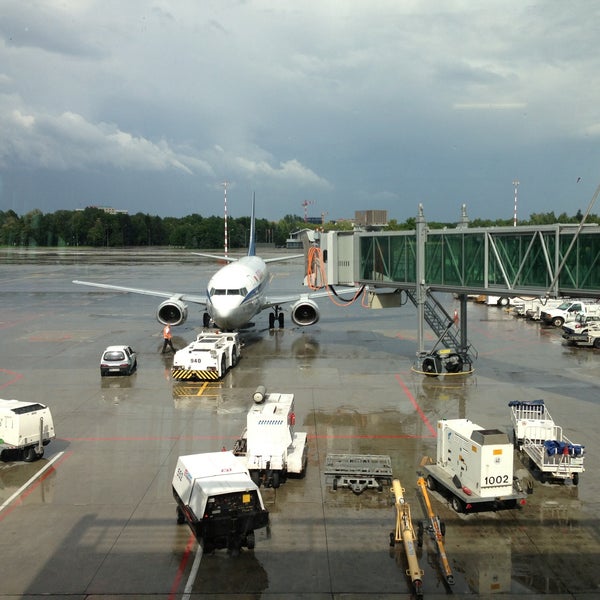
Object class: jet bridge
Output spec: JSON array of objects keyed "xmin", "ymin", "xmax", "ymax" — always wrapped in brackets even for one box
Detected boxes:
[{"xmin": 316, "ymin": 204, "xmax": 600, "ymax": 374}]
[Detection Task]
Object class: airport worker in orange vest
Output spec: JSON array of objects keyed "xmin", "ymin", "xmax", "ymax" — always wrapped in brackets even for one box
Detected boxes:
[{"xmin": 161, "ymin": 323, "xmax": 176, "ymax": 353}]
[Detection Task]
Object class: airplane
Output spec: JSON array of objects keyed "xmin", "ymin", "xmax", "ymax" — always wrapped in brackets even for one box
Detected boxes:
[{"xmin": 73, "ymin": 197, "xmax": 357, "ymax": 330}]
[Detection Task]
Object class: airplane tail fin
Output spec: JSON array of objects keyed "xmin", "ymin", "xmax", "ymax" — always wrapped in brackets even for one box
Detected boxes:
[{"xmin": 248, "ymin": 193, "xmax": 256, "ymax": 257}]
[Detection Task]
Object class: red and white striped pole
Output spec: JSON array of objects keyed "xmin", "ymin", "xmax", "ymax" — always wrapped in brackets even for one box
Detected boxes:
[
  {"xmin": 513, "ymin": 179, "xmax": 519, "ymax": 227},
  {"xmin": 222, "ymin": 180, "xmax": 229, "ymax": 257}
]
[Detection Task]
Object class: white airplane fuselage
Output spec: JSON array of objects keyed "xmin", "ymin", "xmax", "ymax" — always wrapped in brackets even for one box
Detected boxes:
[{"xmin": 206, "ymin": 255, "xmax": 271, "ymax": 329}]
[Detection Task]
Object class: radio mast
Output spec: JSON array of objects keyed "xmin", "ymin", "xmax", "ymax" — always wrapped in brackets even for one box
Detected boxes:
[
  {"xmin": 222, "ymin": 181, "xmax": 229, "ymax": 256},
  {"xmin": 513, "ymin": 179, "xmax": 519, "ymax": 227}
]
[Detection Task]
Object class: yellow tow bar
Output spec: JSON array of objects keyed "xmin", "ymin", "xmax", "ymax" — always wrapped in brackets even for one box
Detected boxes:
[
  {"xmin": 417, "ymin": 476, "xmax": 455, "ymax": 586},
  {"xmin": 390, "ymin": 479, "xmax": 424, "ymax": 599}
]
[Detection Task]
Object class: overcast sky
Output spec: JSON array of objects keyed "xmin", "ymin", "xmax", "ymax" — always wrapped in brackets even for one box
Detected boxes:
[{"xmin": 1, "ymin": 1, "xmax": 599, "ymax": 223}]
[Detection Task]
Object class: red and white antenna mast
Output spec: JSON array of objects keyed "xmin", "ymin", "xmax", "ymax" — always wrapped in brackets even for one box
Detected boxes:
[
  {"xmin": 513, "ymin": 179, "xmax": 519, "ymax": 227},
  {"xmin": 301, "ymin": 199, "xmax": 314, "ymax": 222},
  {"xmin": 222, "ymin": 180, "xmax": 229, "ymax": 256}
]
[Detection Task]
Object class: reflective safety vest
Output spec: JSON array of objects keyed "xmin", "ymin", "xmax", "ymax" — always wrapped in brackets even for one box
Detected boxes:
[{"xmin": 163, "ymin": 325, "xmax": 172, "ymax": 339}]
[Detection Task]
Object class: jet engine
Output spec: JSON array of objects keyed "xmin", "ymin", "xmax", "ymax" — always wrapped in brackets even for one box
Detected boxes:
[
  {"xmin": 290, "ymin": 298, "xmax": 320, "ymax": 327},
  {"xmin": 157, "ymin": 298, "xmax": 188, "ymax": 326}
]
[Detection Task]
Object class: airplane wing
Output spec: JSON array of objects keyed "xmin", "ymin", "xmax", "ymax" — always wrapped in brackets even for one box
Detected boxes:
[
  {"xmin": 192, "ymin": 252, "xmax": 304, "ymax": 264},
  {"xmin": 72, "ymin": 280, "xmax": 208, "ymax": 306},
  {"xmin": 192, "ymin": 252, "xmax": 238, "ymax": 263},
  {"xmin": 262, "ymin": 286, "xmax": 363, "ymax": 309}
]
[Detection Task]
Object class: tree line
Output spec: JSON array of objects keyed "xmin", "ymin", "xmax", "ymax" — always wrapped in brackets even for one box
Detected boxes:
[{"xmin": 0, "ymin": 206, "xmax": 598, "ymax": 249}]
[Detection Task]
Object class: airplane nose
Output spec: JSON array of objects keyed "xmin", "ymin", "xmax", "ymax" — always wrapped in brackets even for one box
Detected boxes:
[{"xmin": 211, "ymin": 297, "xmax": 243, "ymax": 329}]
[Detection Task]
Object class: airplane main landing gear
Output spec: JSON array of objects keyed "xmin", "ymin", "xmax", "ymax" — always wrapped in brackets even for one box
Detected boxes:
[{"xmin": 269, "ymin": 307, "xmax": 285, "ymax": 329}]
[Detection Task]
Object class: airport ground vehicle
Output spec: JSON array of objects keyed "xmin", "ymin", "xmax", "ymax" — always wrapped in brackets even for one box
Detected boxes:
[
  {"xmin": 171, "ymin": 331, "xmax": 241, "ymax": 380},
  {"xmin": 562, "ymin": 316, "xmax": 600, "ymax": 347},
  {"xmin": 484, "ymin": 295, "xmax": 514, "ymax": 306},
  {"xmin": 100, "ymin": 345, "xmax": 137, "ymax": 376},
  {"xmin": 233, "ymin": 387, "xmax": 308, "ymax": 488},
  {"xmin": 540, "ymin": 300, "xmax": 600, "ymax": 327},
  {"xmin": 0, "ymin": 399, "xmax": 55, "ymax": 461},
  {"xmin": 171, "ymin": 451, "xmax": 269, "ymax": 554},
  {"xmin": 422, "ymin": 419, "xmax": 527, "ymax": 513},
  {"xmin": 509, "ymin": 400, "xmax": 585, "ymax": 484},
  {"xmin": 421, "ymin": 348, "xmax": 470, "ymax": 376},
  {"xmin": 512, "ymin": 297, "xmax": 563, "ymax": 320}
]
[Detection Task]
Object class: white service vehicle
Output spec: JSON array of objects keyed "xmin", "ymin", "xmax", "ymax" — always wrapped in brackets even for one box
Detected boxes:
[
  {"xmin": 562, "ymin": 314, "xmax": 600, "ymax": 347},
  {"xmin": 171, "ymin": 451, "xmax": 269, "ymax": 553},
  {"xmin": 516, "ymin": 297, "xmax": 564, "ymax": 320},
  {"xmin": 0, "ymin": 399, "xmax": 56, "ymax": 462},
  {"xmin": 422, "ymin": 419, "xmax": 527, "ymax": 513},
  {"xmin": 171, "ymin": 331, "xmax": 241, "ymax": 380},
  {"xmin": 540, "ymin": 300, "xmax": 600, "ymax": 327},
  {"xmin": 233, "ymin": 386, "xmax": 308, "ymax": 488},
  {"xmin": 485, "ymin": 295, "xmax": 513, "ymax": 307},
  {"xmin": 509, "ymin": 400, "xmax": 585, "ymax": 485}
]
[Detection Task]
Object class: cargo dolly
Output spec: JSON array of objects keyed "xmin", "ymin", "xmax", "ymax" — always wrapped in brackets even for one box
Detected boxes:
[
  {"xmin": 509, "ymin": 400, "xmax": 584, "ymax": 485},
  {"xmin": 324, "ymin": 454, "xmax": 392, "ymax": 494}
]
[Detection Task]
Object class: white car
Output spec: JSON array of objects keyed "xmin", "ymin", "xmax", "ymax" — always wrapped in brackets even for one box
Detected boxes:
[{"xmin": 100, "ymin": 345, "xmax": 137, "ymax": 376}]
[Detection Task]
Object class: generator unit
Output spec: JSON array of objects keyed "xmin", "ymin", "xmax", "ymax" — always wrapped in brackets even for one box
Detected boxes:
[
  {"xmin": 0, "ymin": 399, "xmax": 56, "ymax": 462},
  {"xmin": 423, "ymin": 419, "xmax": 527, "ymax": 512},
  {"xmin": 172, "ymin": 451, "xmax": 269, "ymax": 554}
]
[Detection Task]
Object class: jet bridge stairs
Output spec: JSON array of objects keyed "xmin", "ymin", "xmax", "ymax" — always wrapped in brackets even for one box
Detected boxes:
[{"xmin": 403, "ymin": 289, "xmax": 477, "ymax": 376}]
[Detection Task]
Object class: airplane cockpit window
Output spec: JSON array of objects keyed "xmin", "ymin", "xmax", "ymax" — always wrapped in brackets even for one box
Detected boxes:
[
  {"xmin": 226, "ymin": 289, "xmax": 243, "ymax": 296},
  {"xmin": 240, "ymin": 287, "xmax": 247, "ymax": 296},
  {"xmin": 211, "ymin": 289, "xmax": 227, "ymax": 296}
]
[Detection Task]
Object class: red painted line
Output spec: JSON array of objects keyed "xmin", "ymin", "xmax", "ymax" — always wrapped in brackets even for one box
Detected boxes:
[
  {"xmin": 0, "ymin": 315, "xmax": 43, "ymax": 330},
  {"xmin": 395, "ymin": 373, "xmax": 437, "ymax": 437},
  {"xmin": 169, "ymin": 533, "xmax": 196, "ymax": 599},
  {"xmin": 0, "ymin": 369, "xmax": 23, "ymax": 390}
]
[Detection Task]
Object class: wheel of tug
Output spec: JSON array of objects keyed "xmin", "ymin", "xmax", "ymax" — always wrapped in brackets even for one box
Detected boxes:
[
  {"xmin": 451, "ymin": 495, "xmax": 464, "ymax": 513},
  {"xmin": 422, "ymin": 356, "xmax": 440, "ymax": 377},
  {"xmin": 246, "ymin": 531, "xmax": 256, "ymax": 550},
  {"xmin": 23, "ymin": 446, "xmax": 39, "ymax": 462},
  {"xmin": 231, "ymin": 347, "xmax": 238, "ymax": 366},
  {"xmin": 271, "ymin": 471, "xmax": 281, "ymax": 489},
  {"xmin": 445, "ymin": 354, "xmax": 464, "ymax": 373}
]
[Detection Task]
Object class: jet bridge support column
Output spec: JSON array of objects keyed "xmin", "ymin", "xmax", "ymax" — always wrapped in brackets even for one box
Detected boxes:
[{"xmin": 415, "ymin": 204, "xmax": 427, "ymax": 357}]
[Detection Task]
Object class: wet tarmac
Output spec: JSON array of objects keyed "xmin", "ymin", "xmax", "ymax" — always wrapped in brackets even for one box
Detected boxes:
[{"xmin": 0, "ymin": 248, "xmax": 599, "ymax": 599}]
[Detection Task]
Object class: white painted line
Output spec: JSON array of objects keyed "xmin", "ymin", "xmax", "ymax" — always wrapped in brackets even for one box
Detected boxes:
[
  {"xmin": 182, "ymin": 541, "xmax": 204, "ymax": 599},
  {"xmin": 0, "ymin": 451, "xmax": 65, "ymax": 513}
]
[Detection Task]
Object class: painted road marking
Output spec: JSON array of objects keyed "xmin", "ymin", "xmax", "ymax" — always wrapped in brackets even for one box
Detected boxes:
[{"xmin": 0, "ymin": 451, "xmax": 66, "ymax": 515}]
